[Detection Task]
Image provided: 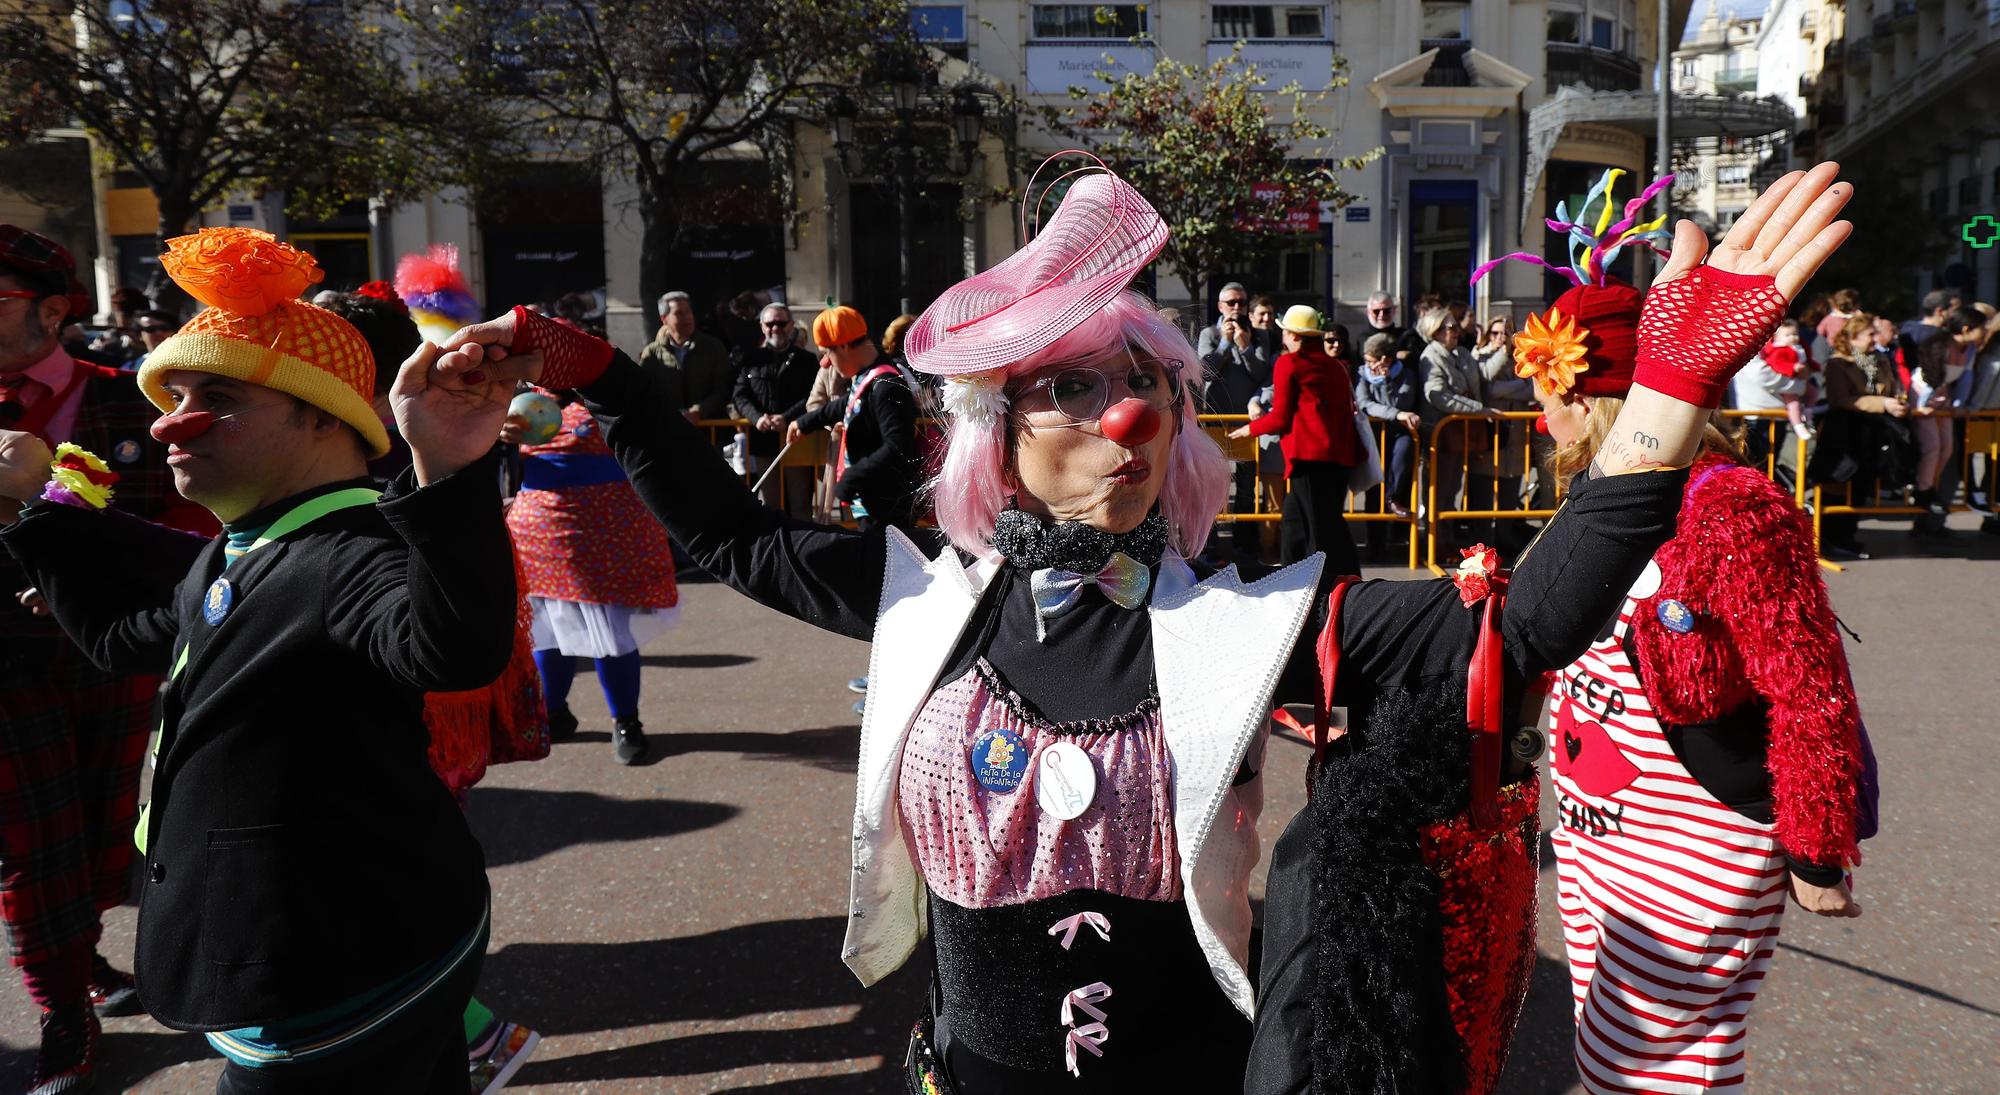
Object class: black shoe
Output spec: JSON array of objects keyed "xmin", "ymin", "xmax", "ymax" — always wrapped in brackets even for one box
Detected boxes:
[
  {"xmin": 613, "ymin": 717, "xmax": 649, "ymax": 765},
  {"xmin": 547, "ymin": 706, "xmax": 578, "ymax": 743},
  {"xmin": 1981, "ymin": 516, "xmax": 2000, "ymax": 538},
  {"xmin": 31, "ymin": 1005, "xmax": 98, "ymax": 1094},
  {"xmin": 87, "ymin": 957, "xmax": 142, "ymax": 1018}
]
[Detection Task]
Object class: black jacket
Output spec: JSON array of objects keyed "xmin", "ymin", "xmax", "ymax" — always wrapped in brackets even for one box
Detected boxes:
[
  {"xmin": 0, "ymin": 457, "xmax": 514, "ymax": 1030},
  {"xmin": 789, "ymin": 357, "xmax": 921, "ymax": 524},
  {"xmin": 731, "ymin": 344, "xmax": 819, "ymax": 457}
]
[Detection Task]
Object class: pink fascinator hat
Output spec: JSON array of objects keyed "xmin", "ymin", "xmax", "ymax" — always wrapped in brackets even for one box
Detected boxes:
[{"xmin": 904, "ymin": 157, "xmax": 1168, "ymax": 377}]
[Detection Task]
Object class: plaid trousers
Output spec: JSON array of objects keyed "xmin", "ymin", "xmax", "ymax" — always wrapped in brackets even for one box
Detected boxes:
[{"xmin": 0, "ymin": 643, "xmax": 155, "ymax": 974}]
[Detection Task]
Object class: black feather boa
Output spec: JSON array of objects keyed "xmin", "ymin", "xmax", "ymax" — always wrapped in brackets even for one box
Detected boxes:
[{"xmin": 1308, "ymin": 685, "xmax": 1471, "ymax": 1095}]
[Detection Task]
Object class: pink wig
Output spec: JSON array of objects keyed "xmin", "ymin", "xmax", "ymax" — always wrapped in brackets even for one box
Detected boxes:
[{"xmin": 929, "ymin": 291, "xmax": 1231, "ymax": 559}]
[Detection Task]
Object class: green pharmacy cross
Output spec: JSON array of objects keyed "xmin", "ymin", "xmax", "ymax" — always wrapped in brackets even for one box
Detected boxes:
[{"xmin": 1965, "ymin": 214, "xmax": 2000, "ymax": 250}]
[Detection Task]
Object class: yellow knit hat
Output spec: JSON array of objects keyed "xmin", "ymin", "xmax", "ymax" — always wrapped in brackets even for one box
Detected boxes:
[{"xmin": 137, "ymin": 228, "xmax": 389, "ymax": 456}]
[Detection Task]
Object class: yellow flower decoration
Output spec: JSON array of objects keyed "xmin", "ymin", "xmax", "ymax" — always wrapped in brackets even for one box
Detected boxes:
[
  {"xmin": 47, "ymin": 443, "xmax": 119, "ymax": 509},
  {"xmin": 161, "ymin": 228, "xmax": 323, "ymax": 317},
  {"xmin": 1512, "ymin": 307, "xmax": 1592, "ymax": 398}
]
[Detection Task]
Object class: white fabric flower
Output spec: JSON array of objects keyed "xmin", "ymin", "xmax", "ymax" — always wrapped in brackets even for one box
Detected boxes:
[{"xmin": 941, "ymin": 371, "xmax": 1008, "ymax": 426}]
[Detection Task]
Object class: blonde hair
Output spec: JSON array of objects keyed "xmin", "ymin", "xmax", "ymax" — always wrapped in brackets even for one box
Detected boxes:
[
  {"xmin": 1415, "ymin": 307, "xmax": 1452, "ymax": 342},
  {"xmin": 1550, "ymin": 396, "xmax": 1744, "ymax": 481},
  {"xmin": 1831, "ymin": 312, "xmax": 1874, "ymax": 359}
]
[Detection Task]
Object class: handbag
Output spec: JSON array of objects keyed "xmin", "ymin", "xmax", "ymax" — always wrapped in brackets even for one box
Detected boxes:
[
  {"xmin": 1307, "ymin": 574, "xmax": 1539, "ymax": 1095},
  {"xmin": 1346, "ymin": 406, "xmax": 1385, "ymax": 493}
]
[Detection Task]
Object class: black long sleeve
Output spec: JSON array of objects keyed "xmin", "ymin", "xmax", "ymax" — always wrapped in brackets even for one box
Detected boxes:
[
  {"xmin": 1, "ymin": 502, "xmax": 207, "ymax": 674},
  {"xmin": 323, "ymin": 452, "xmax": 518, "ymax": 693},
  {"xmin": 1264, "ymin": 467, "xmax": 1688, "ymax": 711},
  {"xmin": 838, "ymin": 379, "xmax": 918, "ymax": 502},
  {"xmin": 577, "ymin": 352, "xmax": 886, "ymax": 638}
]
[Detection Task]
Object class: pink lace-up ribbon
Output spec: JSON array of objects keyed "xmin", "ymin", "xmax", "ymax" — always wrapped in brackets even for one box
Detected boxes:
[
  {"xmin": 1046, "ymin": 911, "xmax": 1112, "ymax": 951},
  {"xmin": 1060, "ymin": 982, "xmax": 1112, "ymax": 1076}
]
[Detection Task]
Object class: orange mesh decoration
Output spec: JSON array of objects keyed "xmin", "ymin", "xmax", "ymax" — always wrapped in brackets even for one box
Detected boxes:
[
  {"xmin": 174, "ymin": 300, "xmax": 377, "ymax": 408},
  {"xmin": 161, "ymin": 228, "xmax": 322, "ymax": 316}
]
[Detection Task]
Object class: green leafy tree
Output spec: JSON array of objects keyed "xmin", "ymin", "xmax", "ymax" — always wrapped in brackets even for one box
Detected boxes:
[
  {"xmin": 398, "ymin": 0, "xmax": 920, "ymax": 312},
  {"xmin": 0, "ymin": 0, "xmax": 482, "ymax": 303},
  {"xmin": 1036, "ymin": 42, "xmax": 1378, "ymax": 306}
]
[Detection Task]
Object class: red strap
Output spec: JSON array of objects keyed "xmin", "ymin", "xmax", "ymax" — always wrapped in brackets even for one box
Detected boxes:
[
  {"xmin": 1465, "ymin": 586, "xmax": 1508, "ymax": 828},
  {"xmin": 1309, "ymin": 578, "xmax": 1359, "ymax": 774}
]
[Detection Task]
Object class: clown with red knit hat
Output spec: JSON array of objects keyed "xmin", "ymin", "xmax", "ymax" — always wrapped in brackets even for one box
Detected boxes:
[
  {"xmin": 0, "ymin": 226, "xmax": 521, "ymax": 1089},
  {"xmin": 1476, "ymin": 168, "xmax": 1876, "ymax": 1094}
]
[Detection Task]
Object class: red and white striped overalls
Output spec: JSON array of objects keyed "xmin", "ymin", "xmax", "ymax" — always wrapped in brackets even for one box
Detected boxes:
[{"xmin": 1548, "ymin": 579, "xmax": 1788, "ymax": 1094}]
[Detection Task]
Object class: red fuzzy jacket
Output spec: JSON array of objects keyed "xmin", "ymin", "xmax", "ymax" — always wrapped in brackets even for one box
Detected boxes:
[
  {"xmin": 1246, "ymin": 346, "xmax": 1364, "ymax": 474},
  {"xmin": 1626, "ymin": 453, "xmax": 1863, "ymax": 871}
]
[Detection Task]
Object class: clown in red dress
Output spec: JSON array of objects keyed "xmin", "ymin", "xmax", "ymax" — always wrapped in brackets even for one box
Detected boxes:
[{"xmin": 507, "ymin": 396, "xmax": 678, "ymax": 764}]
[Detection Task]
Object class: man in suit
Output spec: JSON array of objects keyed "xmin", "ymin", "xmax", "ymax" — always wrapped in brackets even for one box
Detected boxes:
[
  {"xmin": 0, "ymin": 229, "xmax": 515, "ymax": 1093},
  {"xmin": 0, "ymin": 226, "xmax": 217, "ymax": 1094}
]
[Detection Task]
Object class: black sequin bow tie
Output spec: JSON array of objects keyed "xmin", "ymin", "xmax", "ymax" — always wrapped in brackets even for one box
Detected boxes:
[{"xmin": 991, "ymin": 509, "xmax": 1168, "ymax": 574}]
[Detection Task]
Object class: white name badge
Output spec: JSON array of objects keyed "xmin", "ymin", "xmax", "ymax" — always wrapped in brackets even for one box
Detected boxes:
[{"xmin": 1035, "ymin": 741, "xmax": 1097, "ymax": 821}]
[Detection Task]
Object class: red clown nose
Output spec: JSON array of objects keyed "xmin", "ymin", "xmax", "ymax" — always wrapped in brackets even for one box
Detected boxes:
[
  {"xmin": 1099, "ymin": 398, "xmax": 1160, "ymax": 448},
  {"xmin": 151, "ymin": 410, "xmax": 218, "ymax": 445}
]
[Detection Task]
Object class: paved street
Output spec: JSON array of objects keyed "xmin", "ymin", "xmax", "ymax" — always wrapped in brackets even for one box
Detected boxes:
[{"xmin": 3, "ymin": 514, "xmax": 1996, "ymax": 1094}]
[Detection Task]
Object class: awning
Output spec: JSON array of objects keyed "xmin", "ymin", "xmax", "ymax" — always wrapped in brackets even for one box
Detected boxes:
[{"xmin": 1523, "ymin": 86, "xmax": 1795, "ymax": 233}]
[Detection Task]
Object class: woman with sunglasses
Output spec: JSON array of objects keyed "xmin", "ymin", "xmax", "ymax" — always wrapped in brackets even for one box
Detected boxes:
[{"xmin": 430, "ymin": 162, "xmax": 1854, "ymax": 1094}]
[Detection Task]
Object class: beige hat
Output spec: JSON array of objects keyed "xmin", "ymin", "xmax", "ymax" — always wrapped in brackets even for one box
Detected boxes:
[{"xmin": 1277, "ymin": 304, "xmax": 1325, "ymax": 336}]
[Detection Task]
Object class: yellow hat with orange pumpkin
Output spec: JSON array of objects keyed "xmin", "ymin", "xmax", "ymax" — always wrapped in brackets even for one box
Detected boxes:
[{"xmin": 137, "ymin": 228, "xmax": 388, "ymax": 456}]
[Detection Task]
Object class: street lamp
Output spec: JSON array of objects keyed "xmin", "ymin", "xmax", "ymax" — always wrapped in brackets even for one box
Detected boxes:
[
  {"xmin": 952, "ymin": 87, "xmax": 985, "ymax": 161},
  {"xmin": 828, "ymin": 93, "xmax": 859, "ymax": 164}
]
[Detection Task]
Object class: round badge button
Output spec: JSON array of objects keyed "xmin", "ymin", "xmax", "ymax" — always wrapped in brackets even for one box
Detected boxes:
[
  {"xmin": 969, "ymin": 728, "xmax": 1029, "ymax": 794},
  {"xmin": 1656, "ymin": 598, "xmax": 1696, "ymax": 634},
  {"xmin": 1627, "ymin": 559, "xmax": 1663, "ymax": 601},
  {"xmin": 202, "ymin": 577, "xmax": 234, "ymax": 626},
  {"xmin": 1035, "ymin": 741, "xmax": 1097, "ymax": 821}
]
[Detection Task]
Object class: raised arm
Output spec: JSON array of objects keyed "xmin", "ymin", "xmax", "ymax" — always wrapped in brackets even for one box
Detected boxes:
[{"xmin": 433, "ymin": 308, "xmax": 889, "ymax": 639}]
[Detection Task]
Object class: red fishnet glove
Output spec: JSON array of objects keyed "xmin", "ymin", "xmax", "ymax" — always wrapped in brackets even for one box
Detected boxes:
[
  {"xmin": 1633, "ymin": 265, "xmax": 1789, "ymax": 409},
  {"xmin": 510, "ymin": 305, "xmax": 613, "ymax": 390}
]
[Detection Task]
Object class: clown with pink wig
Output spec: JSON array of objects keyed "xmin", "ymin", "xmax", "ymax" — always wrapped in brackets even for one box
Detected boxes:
[{"xmin": 428, "ymin": 156, "xmax": 1856, "ymax": 1093}]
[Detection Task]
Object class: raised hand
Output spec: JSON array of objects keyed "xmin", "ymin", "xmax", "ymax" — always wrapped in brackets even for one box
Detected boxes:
[
  {"xmin": 1636, "ymin": 162, "xmax": 1854, "ymax": 409},
  {"xmin": 390, "ymin": 342, "xmax": 515, "ymax": 486}
]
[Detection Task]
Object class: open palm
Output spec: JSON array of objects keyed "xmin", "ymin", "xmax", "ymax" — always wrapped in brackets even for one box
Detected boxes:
[{"xmin": 1654, "ymin": 161, "xmax": 1853, "ymax": 301}]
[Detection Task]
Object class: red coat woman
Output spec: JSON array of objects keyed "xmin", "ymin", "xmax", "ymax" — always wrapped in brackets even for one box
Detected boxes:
[{"xmin": 1231, "ymin": 306, "xmax": 1363, "ymax": 573}]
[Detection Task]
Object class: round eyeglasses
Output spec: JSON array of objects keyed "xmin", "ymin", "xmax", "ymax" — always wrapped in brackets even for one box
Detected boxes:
[{"xmin": 1010, "ymin": 350, "xmax": 1184, "ymax": 429}]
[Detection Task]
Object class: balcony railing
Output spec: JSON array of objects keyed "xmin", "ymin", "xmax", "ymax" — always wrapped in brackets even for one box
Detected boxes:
[
  {"xmin": 1420, "ymin": 38, "xmax": 1473, "ymax": 87},
  {"xmin": 1823, "ymin": 38, "xmax": 1845, "ymax": 63},
  {"xmin": 1799, "ymin": 73, "xmax": 1817, "ymax": 97},
  {"xmin": 1544, "ymin": 42, "xmax": 1642, "ymax": 94},
  {"xmin": 1714, "ymin": 72, "xmax": 1758, "ymax": 95}
]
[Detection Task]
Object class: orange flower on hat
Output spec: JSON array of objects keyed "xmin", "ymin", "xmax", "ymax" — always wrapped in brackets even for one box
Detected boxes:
[
  {"xmin": 161, "ymin": 228, "xmax": 323, "ymax": 316},
  {"xmin": 1512, "ymin": 307, "xmax": 1591, "ymax": 398}
]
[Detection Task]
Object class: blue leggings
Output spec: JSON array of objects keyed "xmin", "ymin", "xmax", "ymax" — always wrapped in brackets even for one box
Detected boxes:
[{"xmin": 533, "ymin": 649, "xmax": 642, "ymax": 720}]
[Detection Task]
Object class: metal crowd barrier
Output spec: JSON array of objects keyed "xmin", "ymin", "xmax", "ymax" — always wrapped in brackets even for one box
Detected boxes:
[
  {"xmin": 1810, "ymin": 408, "xmax": 2000, "ymax": 568},
  {"xmin": 688, "ymin": 407, "xmax": 1992, "ymax": 570},
  {"xmin": 1201, "ymin": 413, "xmax": 1424, "ymax": 569}
]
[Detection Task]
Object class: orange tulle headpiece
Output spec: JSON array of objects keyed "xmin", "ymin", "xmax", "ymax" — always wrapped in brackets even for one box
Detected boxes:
[
  {"xmin": 160, "ymin": 228, "xmax": 322, "ymax": 316},
  {"xmin": 1512, "ymin": 307, "xmax": 1593, "ymax": 398}
]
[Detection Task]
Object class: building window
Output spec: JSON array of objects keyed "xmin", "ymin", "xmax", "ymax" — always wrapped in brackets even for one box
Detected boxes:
[
  {"xmin": 911, "ymin": 4, "xmax": 966, "ymax": 43},
  {"xmin": 1031, "ymin": 3, "xmax": 1147, "ymax": 39},
  {"xmin": 1548, "ymin": 9, "xmax": 1581, "ymax": 43},
  {"xmin": 1419, "ymin": 2, "xmax": 1469, "ymax": 40},
  {"xmin": 1717, "ymin": 164, "xmax": 1753, "ymax": 185},
  {"xmin": 1591, "ymin": 16, "xmax": 1614, "ymax": 48},
  {"xmin": 1211, "ymin": 4, "xmax": 1327, "ymax": 40}
]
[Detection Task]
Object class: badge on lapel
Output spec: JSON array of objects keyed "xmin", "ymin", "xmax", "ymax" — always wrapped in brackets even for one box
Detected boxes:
[
  {"xmin": 203, "ymin": 578, "xmax": 234, "ymax": 626},
  {"xmin": 112, "ymin": 439, "xmax": 143, "ymax": 465},
  {"xmin": 1656, "ymin": 599, "xmax": 1696, "ymax": 634}
]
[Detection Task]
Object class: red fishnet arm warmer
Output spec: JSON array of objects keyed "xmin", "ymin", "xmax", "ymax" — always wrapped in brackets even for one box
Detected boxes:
[
  {"xmin": 1716, "ymin": 481, "xmax": 1863, "ymax": 870},
  {"xmin": 510, "ymin": 305, "xmax": 613, "ymax": 390},
  {"xmin": 1633, "ymin": 266, "xmax": 1789, "ymax": 408}
]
